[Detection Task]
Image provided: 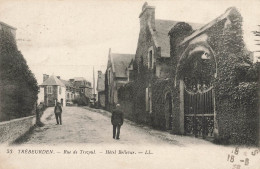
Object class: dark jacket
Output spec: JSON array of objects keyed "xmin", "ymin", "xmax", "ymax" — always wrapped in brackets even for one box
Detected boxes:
[
  {"xmin": 54, "ymin": 105, "xmax": 62, "ymax": 114},
  {"xmin": 111, "ymin": 108, "xmax": 124, "ymax": 126}
]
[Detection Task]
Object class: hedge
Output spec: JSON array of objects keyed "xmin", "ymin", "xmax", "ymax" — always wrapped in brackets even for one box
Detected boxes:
[{"xmin": 0, "ymin": 27, "xmax": 39, "ymax": 122}]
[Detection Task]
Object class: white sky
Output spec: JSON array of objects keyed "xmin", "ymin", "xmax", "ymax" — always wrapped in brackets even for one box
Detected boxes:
[{"xmin": 0, "ymin": 0, "xmax": 259, "ymax": 86}]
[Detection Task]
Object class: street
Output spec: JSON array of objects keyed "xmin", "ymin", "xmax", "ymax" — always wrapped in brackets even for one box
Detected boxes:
[
  {"xmin": 7, "ymin": 107, "xmax": 259, "ymax": 169},
  {"xmin": 22, "ymin": 106, "xmax": 211, "ymax": 146}
]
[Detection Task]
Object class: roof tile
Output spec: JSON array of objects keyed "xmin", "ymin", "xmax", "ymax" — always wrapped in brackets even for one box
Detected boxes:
[
  {"xmin": 155, "ymin": 19, "xmax": 203, "ymax": 57},
  {"xmin": 111, "ymin": 53, "xmax": 135, "ymax": 78}
]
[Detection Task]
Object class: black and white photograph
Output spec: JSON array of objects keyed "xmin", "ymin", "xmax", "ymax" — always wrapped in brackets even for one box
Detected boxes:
[{"xmin": 0, "ymin": 0, "xmax": 259, "ymax": 168}]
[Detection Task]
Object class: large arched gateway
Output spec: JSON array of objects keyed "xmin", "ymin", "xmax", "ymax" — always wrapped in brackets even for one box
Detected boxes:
[{"xmin": 176, "ymin": 42, "xmax": 218, "ymax": 138}]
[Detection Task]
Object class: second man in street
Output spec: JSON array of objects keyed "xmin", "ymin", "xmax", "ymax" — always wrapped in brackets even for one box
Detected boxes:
[
  {"xmin": 111, "ymin": 104, "xmax": 124, "ymax": 140},
  {"xmin": 54, "ymin": 102, "xmax": 63, "ymax": 125}
]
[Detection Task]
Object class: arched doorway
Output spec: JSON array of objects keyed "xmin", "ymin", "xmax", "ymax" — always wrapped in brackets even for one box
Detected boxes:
[
  {"xmin": 177, "ymin": 43, "xmax": 217, "ymax": 138},
  {"xmin": 165, "ymin": 93, "xmax": 173, "ymax": 130}
]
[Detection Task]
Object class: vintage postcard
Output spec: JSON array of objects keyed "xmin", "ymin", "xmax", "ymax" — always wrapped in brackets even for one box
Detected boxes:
[{"xmin": 0, "ymin": 0, "xmax": 259, "ymax": 168}]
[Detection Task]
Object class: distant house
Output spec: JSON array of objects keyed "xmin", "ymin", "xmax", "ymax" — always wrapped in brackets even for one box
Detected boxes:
[
  {"xmin": 96, "ymin": 71, "xmax": 105, "ymax": 108},
  {"xmin": 69, "ymin": 77, "xmax": 92, "ymax": 99},
  {"xmin": 105, "ymin": 48, "xmax": 134, "ymax": 110},
  {"xmin": 59, "ymin": 78, "xmax": 75, "ymax": 103},
  {"xmin": 40, "ymin": 75, "xmax": 66, "ymax": 107}
]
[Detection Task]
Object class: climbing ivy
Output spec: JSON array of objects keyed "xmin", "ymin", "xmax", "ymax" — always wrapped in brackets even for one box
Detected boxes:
[
  {"xmin": 211, "ymin": 9, "xmax": 258, "ymax": 145},
  {"xmin": 0, "ymin": 27, "xmax": 39, "ymax": 122}
]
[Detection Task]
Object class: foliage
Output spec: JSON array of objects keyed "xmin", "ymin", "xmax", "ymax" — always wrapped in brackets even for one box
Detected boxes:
[
  {"xmin": 211, "ymin": 10, "xmax": 258, "ymax": 145},
  {"xmin": 168, "ymin": 22, "xmax": 193, "ymax": 45},
  {"xmin": 168, "ymin": 9, "xmax": 258, "ymax": 144},
  {"xmin": 169, "ymin": 22, "xmax": 194, "ymax": 58},
  {"xmin": 151, "ymin": 79, "xmax": 172, "ymax": 130},
  {"xmin": 178, "ymin": 45, "xmax": 216, "ymax": 92},
  {"xmin": 0, "ymin": 27, "xmax": 39, "ymax": 122},
  {"xmin": 72, "ymin": 95, "xmax": 89, "ymax": 106}
]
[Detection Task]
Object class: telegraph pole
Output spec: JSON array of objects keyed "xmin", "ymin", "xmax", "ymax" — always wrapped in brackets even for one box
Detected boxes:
[{"xmin": 93, "ymin": 66, "xmax": 96, "ymax": 107}]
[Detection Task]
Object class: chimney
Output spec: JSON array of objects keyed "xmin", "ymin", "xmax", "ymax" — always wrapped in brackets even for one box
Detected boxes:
[
  {"xmin": 43, "ymin": 74, "xmax": 49, "ymax": 82},
  {"xmin": 57, "ymin": 76, "xmax": 60, "ymax": 79},
  {"xmin": 139, "ymin": 2, "xmax": 155, "ymax": 31},
  {"xmin": 69, "ymin": 79, "xmax": 74, "ymax": 83},
  {"xmin": 98, "ymin": 71, "xmax": 102, "ymax": 78}
]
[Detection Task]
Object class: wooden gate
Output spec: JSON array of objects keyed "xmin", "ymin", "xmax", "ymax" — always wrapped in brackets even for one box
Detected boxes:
[{"xmin": 184, "ymin": 86, "xmax": 214, "ymax": 138}]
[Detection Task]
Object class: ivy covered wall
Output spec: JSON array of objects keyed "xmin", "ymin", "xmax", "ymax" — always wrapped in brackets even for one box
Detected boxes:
[
  {"xmin": 212, "ymin": 10, "xmax": 258, "ymax": 145},
  {"xmin": 170, "ymin": 8, "xmax": 259, "ymax": 145}
]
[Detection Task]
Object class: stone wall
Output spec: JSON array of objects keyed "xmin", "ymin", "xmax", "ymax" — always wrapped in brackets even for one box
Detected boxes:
[{"xmin": 0, "ymin": 115, "xmax": 35, "ymax": 144}]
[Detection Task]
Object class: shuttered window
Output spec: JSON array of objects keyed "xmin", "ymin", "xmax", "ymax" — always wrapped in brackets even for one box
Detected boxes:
[
  {"xmin": 47, "ymin": 86, "xmax": 53, "ymax": 94},
  {"xmin": 146, "ymin": 87, "xmax": 149, "ymax": 111},
  {"xmin": 146, "ymin": 87, "xmax": 152, "ymax": 113},
  {"xmin": 147, "ymin": 47, "xmax": 154, "ymax": 69}
]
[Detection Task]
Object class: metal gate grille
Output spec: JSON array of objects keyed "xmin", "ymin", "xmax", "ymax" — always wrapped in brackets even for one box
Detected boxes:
[{"xmin": 184, "ymin": 86, "xmax": 214, "ymax": 138}]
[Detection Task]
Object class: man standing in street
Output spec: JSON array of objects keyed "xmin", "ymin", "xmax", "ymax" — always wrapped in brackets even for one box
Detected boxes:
[
  {"xmin": 54, "ymin": 102, "xmax": 62, "ymax": 125},
  {"xmin": 111, "ymin": 104, "xmax": 124, "ymax": 140}
]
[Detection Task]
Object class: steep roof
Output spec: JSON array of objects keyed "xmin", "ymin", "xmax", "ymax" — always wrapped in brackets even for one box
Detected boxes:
[
  {"xmin": 154, "ymin": 19, "xmax": 203, "ymax": 57},
  {"xmin": 0, "ymin": 21, "xmax": 17, "ymax": 30},
  {"xmin": 180, "ymin": 7, "xmax": 239, "ymax": 45},
  {"xmin": 59, "ymin": 79, "xmax": 73, "ymax": 87},
  {"xmin": 73, "ymin": 77, "xmax": 86, "ymax": 81},
  {"xmin": 111, "ymin": 53, "xmax": 135, "ymax": 78},
  {"xmin": 40, "ymin": 75, "xmax": 65, "ymax": 87},
  {"xmin": 97, "ymin": 73, "xmax": 105, "ymax": 92}
]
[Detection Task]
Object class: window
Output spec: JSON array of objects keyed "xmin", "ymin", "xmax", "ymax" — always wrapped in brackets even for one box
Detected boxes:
[
  {"xmin": 81, "ymin": 89, "xmax": 84, "ymax": 93},
  {"xmin": 147, "ymin": 47, "xmax": 154, "ymax": 69},
  {"xmin": 47, "ymin": 86, "xmax": 53, "ymax": 94},
  {"xmin": 149, "ymin": 50, "xmax": 153, "ymax": 68},
  {"xmin": 145, "ymin": 87, "xmax": 152, "ymax": 113},
  {"xmin": 67, "ymin": 93, "xmax": 69, "ymax": 99},
  {"xmin": 59, "ymin": 86, "xmax": 61, "ymax": 94},
  {"xmin": 108, "ymin": 69, "xmax": 111, "ymax": 85}
]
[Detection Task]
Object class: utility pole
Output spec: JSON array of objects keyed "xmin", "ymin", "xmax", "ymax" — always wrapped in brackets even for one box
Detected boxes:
[{"xmin": 93, "ymin": 66, "xmax": 96, "ymax": 107}]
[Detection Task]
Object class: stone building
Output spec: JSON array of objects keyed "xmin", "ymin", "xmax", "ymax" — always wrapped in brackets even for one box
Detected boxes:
[
  {"xmin": 118, "ymin": 3, "xmax": 259, "ymax": 145},
  {"xmin": 105, "ymin": 48, "xmax": 134, "ymax": 111},
  {"xmin": 69, "ymin": 77, "xmax": 92, "ymax": 99},
  {"xmin": 59, "ymin": 78, "xmax": 75, "ymax": 103},
  {"xmin": 118, "ymin": 2, "xmax": 202, "ymax": 128},
  {"xmin": 40, "ymin": 75, "xmax": 66, "ymax": 107}
]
